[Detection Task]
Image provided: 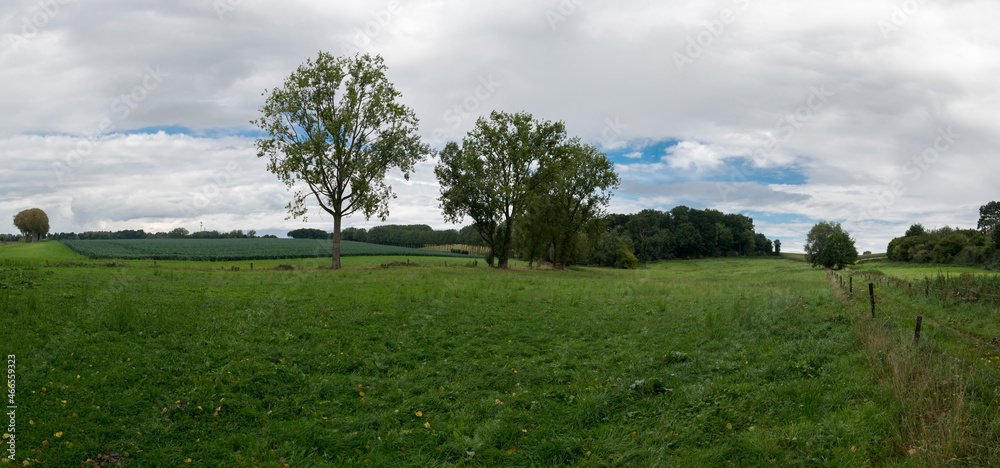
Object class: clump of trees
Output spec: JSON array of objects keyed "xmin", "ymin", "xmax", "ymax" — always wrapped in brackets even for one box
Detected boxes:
[
  {"xmin": 804, "ymin": 221, "xmax": 858, "ymax": 270},
  {"xmin": 887, "ymin": 225, "xmax": 991, "ymax": 264},
  {"xmin": 435, "ymin": 111, "xmax": 620, "ymax": 269},
  {"xmin": 13, "ymin": 208, "xmax": 49, "ymax": 243},
  {"xmin": 591, "ymin": 207, "xmax": 777, "ymax": 266},
  {"xmin": 885, "ymin": 201, "xmax": 999, "ymax": 266}
]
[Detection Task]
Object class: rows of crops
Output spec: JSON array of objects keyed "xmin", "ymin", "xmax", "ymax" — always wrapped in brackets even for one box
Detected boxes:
[{"xmin": 61, "ymin": 239, "xmax": 474, "ymax": 261}]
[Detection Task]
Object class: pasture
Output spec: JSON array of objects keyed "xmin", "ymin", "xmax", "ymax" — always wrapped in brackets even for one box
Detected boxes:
[{"xmin": 2, "ymin": 244, "xmax": 999, "ymax": 465}]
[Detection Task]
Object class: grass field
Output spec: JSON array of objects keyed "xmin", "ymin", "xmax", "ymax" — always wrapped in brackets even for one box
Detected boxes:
[
  {"xmin": 851, "ymin": 260, "xmax": 1000, "ymax": 280},
  {"xmin": 2, "ymin": 247, "xmax": 999, "ymax": 465},
  {"xmin": 60, "ymin": 239, "xmax": 475, "ymax": 261}
]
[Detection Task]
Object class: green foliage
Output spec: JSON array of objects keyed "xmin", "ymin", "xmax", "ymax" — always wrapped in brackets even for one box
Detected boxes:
[
  {"xmin": 12, "ymin": 208, "xmax": 49, "ymax": 242},
  {"xmin": 60, "ymin": 239, "xmax": 471, "ymax": 261},
  {"xmin": 589, "ymin": 229, "xmax": 638, "ymax": 268},
  {"xmin": 287, "ymin": 228, "xmax": 330, "ymax": 239},
  {"xmin": 804, "ymin": 221, "xmax": 857, "ymax": 269},
  {"xmin": 252, "ymin": 52, "xmax": 429, "ymax": 269},
  {"xmin": 522, "ymin": 142, "xmax": 620, "ymax": 269},
  {"xmin": 435, "ymin": 111, "xmax": 568, "ymax": 269},
  {"xmin": 605, "ymin": 207, "xmax": 774, "ymax": 261},
  {"xmin": 364, "ymin": 224, "xmax": 459, "ymax": 247},
  {"xmin": 978, "ymin": 201, "xmax": 1000, "ymax": 233},
  {"xmin": 905, "ymin": 223, "xmax": 926, "ymax": 237}
]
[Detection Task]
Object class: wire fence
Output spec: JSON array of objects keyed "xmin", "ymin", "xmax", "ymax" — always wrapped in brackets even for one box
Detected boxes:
[{"xmin": 831, "ymin": 270, "xmax": 1000, "ymax": 385}]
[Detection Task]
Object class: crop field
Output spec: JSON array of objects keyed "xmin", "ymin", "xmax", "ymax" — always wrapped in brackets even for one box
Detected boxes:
[
  {"xmin": 2, "ymin": 247, "xmax": 999, "ymax": 466},
  {"xmin": 61, "ymin": 238, "xmax": 474, "ymax": 261}
]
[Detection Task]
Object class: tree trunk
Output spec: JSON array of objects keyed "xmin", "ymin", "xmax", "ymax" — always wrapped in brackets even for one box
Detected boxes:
[{"xmin": 332, "ymin": 216, "xmax": 342, "ymax": 270}]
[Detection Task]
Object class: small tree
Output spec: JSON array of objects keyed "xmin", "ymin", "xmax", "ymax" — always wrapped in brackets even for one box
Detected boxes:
[
  {"xmin": 979, "ymin": 201, "xmax": 1000, "ymax": 234},
  {"xmin": 773, "ymin": 239, "xmax": 781, "ymax": 256},
  {"xmin": 253, "ymin": 52, "xmax": 429, "ymax": 269},
  {"xmin": 13, "ymin": 208, "xmax": 49, "ymax": 243},
  {"xmin": 805, "ymin": 221, "xmax": 858, "ymax": 269}
]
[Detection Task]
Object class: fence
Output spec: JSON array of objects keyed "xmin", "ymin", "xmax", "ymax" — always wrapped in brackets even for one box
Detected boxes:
[{"xmin": 830, "ymin": 269, "xmax": 1000, "ymax": 385}]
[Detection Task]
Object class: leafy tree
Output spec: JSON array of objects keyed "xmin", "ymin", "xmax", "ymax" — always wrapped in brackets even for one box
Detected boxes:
[
  {"xmin": 435, "ymin": 111, "xmax": 566, "ymax": 269},
  {"xmin": 167, "ymin": 227, "xmax": 189, "ymax": 238},
  {"xmin": 805, "ymin": 221, "xmax": 857, "ymax": 269},
  {"xmin": 818, "ymin": 231, "xmax": 858, "ymax": 270},
  {"xmin": 773, "ymin": 239, "xmax": 781, "ymax": 255},
  {"xmin": 590, "ymin": 228, "xmax": 637, "ymax": 269},
  {"xmin": 978, "ymin": 201, "xmax": 1000, "ymax": 234},
  {"xmin": 527, "ymin": 142, "xmax": 619, "ymax": 269},
  {"xmin": 253, "ymin": 52, "xmax": 429, "ymax": 269},
  {"xmin": 13, "ymin": 208, "xmax": 49, "ymax": 242},
  {"xmin": 905, "ymin": 224, "xmax": 926, "ymax": 237},
  {"xmin": 934, "ymin": 233, "xmax": 968, "ymax": 262}
]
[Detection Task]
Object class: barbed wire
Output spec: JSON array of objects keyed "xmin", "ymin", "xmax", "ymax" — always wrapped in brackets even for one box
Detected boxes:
[{"xmin": 832, "ymin": 273, "xmax": 1000, "ymax": 385}]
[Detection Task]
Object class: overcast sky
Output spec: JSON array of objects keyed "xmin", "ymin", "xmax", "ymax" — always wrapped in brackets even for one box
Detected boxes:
[{"xmin": 2, "ymin": 0, "xmax": 997, "ymax": 253}]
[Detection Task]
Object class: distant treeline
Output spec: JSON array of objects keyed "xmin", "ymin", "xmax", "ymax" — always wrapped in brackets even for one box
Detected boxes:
[
  {"xmin": 288, "ymin": 225, "xmax": 486, "ymax": 247},
  {"xmin": 886, "ymin": 202, "xmax": 1000, "ymax": 268},
  {"xmin": 887, "ymin": 225, "xmax": 996, "ymax": 265},
  {"xmin": 598, "ymin": 207, "xmax": 778, "ymax": 263},
  {"xmin": 49, "ymin": 228, "xmax": 276, "ymax": 240},
  {"xmin": 0, "ymin": 233, "xmax": 22, "ymax": 242}
]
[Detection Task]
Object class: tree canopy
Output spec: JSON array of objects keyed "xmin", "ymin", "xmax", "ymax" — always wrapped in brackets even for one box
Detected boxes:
[
  {"xmin": 804, "ymin": 221, "xmax": 857, "ymax": 269},
  {"xmin": 13, "ymin": 208, "xmax": 49, "ymax": 243},
  {"xmin": 435, "ymin": 111, "xmax": 567, "ymax": 269},
  {"xmin": 253, "ymin": 52, "xmax": 429, "ymax": 269},
  {"xmin": 979, "ymin": 201, "xmax": 1000, "ymax": 234}
]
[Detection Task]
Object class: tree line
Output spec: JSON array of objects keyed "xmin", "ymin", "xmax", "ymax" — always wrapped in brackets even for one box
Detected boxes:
[
  {"xmin": 886, "ymin": 201, "xmax": 1000, "ymax": 266},
  {"xmin": 48, "ymin": 228, "xmax": 274, "ymax": 240},
  {"xmin": 600, "ymin": 207, "xmax": 779, "ymax": 263}
]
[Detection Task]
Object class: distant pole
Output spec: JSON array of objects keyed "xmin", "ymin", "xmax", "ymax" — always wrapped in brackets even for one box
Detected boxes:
[
  {"xmin": 869, "ymin": 283, "xmax": 876, "ymax": 318},
  {"xmin": 914, "ymin": 316, "xmax": 923, "ymax": 344},
  {"xmin": 850, "ymin": 277, "xmax": 853, "ymax": 294}
]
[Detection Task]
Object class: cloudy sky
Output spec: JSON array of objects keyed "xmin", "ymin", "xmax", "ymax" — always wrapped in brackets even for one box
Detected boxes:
[{"xmin": 2, "ymin": 0, "xmax": 998, "ymax": 253}]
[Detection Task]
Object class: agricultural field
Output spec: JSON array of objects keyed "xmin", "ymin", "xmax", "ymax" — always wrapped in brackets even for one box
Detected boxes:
[
  {"xmin": 2, "ymin": 249, "xmax": 999, "ymax": 465},
  {"xmin": 60, "ymin": 238, "xmax": 474, "ymax": 261}
]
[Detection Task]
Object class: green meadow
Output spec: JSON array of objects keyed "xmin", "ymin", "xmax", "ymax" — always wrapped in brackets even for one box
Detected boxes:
[{"xmin": 2, "ymin": 242, "xmax": 999, "ymax": 466}]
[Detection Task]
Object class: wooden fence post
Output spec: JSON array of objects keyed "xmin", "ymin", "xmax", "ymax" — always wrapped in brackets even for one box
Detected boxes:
[
  {"xmin": 869, "ymin": 283, "xmax": 875, "ymax": 318},
  {"xmin": 850, "ymin": 276, "xmax": 853, "ymax": 295},
  {"xmin": 914, "ymin": 316, "xmax": 922, "ymax": 344}
]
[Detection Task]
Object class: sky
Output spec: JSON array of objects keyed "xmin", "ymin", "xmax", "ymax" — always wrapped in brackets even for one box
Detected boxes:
[{"xmin": 2, "ymin": 0, "xmax": 998, "ymax": 253}]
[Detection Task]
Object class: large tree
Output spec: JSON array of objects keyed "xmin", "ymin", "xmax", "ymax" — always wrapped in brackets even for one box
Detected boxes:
[
  {"xmin": 435, "ymin": 111, "xmax": 566, "ymax": 269},
  {"xmin": 253, "ymin": 52, "xmax": 429, "ymax": 269},
  {"xmin": 804, "ymin": 221, "xmax": 858, "ymax": 269},
  {"xmin": 526, "ymin": 142, "xmax": 619, "ymax": 269},
  {"xmin": 13, "ymin": 208, "xmax": 49, "ymax": 243}
]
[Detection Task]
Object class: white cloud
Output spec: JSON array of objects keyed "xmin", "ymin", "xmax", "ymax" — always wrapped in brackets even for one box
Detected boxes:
[{"xmin": 1, "ymin": 0, "xmax": 999, "ymax": 249}]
